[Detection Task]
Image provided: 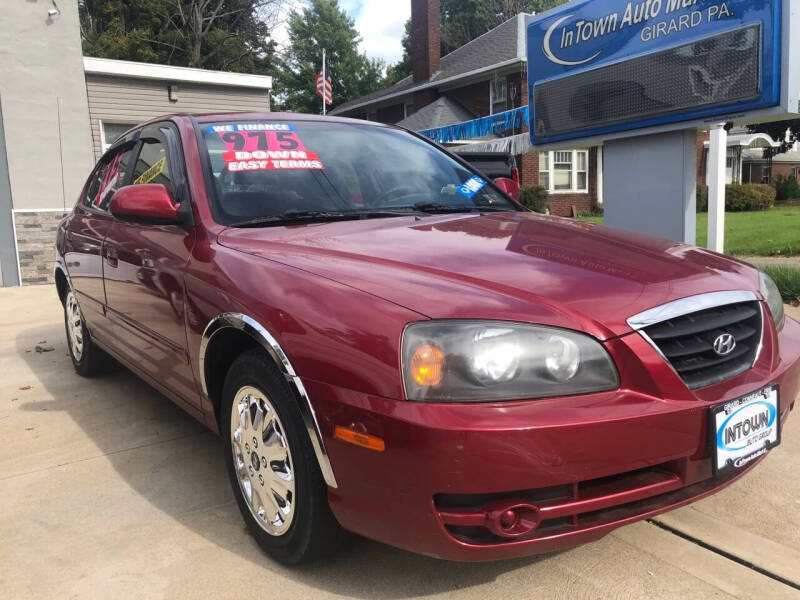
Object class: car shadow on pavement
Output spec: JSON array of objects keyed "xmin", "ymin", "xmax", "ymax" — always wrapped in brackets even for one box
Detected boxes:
[{"xmin": 15, "ymin": 321, "xmax": 548, "ymax": 598}]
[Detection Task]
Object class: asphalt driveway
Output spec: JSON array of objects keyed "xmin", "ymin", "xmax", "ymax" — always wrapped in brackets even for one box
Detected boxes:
[{"xmin": 1, "ymin": 284, "xmax": 799, "ymax": 599}]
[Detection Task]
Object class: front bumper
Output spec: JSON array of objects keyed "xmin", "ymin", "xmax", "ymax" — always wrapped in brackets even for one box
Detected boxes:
[{"xmin": 307, "ymin": 313, "xmax": 800, "ymax": 561}]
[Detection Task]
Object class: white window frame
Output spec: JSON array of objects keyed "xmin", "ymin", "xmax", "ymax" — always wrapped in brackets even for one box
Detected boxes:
[
  {"xmin": 490, "ymin": 76, "xmax": 507, "ymax": 115},
  {"xmin": 538, "ymin": 150, "xmax": 589, "ymax": 193},
  {"xmin": 99, "ymin": 119, "xmax": 138, "ymax": 153}
]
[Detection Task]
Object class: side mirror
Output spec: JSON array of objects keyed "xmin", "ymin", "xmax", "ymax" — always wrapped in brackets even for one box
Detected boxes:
[
  {"xmin": 109, "ymin": 184, "xmax": 179, "ymax": 223},
  {"xmin": 494, "ymin": 177, "xmax": 520, "ymax": 201}
]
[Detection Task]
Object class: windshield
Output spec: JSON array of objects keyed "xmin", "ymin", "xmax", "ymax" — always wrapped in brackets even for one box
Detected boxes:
[{"xmin": 200, "ymin": 120, "xmax": 519, "ymax": 226}]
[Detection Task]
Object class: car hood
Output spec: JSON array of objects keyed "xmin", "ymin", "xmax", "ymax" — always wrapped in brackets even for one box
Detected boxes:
[{"xmin": 218, "ymin": 212, "xmax": 759, "ymax": 340}]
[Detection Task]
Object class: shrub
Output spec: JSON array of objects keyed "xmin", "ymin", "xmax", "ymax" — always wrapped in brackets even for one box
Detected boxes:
[
  {"xmin": 725, "ymin": 183, "xmax": 774, "ymax": 211},
  {"xmin": 697, "ymin": 183, "xmax": 774, "ymax": 212},
  {"xmin": 750, "ymin": 183, "xmax": 777, "ymax": 207},
  {"xmin": 697, "ymin": 185, "xmax": 708, "ymax": 212},
  {"xmin": 762, "ymin": 265, "xmax": 800, "ymax": 304},
  {"xmin": 519, "ymin": 185, "xmax": 549, "ymax": 213},
  {"xmin": 774, "ymin": 175, "xmax": 800, "ymax": 203}
]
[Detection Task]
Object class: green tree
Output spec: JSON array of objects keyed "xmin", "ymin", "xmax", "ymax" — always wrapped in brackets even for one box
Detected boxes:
[
  {"xmin": 276, "ymin": 0, "xmax": 385, "ymax": 113},
  {"xmin": 442, "ymin": 0, "xmax": 565, "ymax": 55},
  {"xmin": 387, "ymin": 0, "xmax": 567, "ymax": 80},
  {"xmin": 79, "ymin": 0, "xmax": 281, "ymax": 74},
  {"xmin": 384, "ymin": 19, "xmax": 412, "ymax": 86}
]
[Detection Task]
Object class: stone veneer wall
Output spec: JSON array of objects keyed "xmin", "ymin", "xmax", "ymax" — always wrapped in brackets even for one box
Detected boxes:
[{"xmin": 13, "ymin": 211, "xmax": 68, "ymax": 284}]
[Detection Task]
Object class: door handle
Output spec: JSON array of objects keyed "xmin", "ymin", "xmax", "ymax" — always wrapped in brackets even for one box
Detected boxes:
[{"xmin": 104, "ymin": 246, "xmax": 118, "ymax": 268}]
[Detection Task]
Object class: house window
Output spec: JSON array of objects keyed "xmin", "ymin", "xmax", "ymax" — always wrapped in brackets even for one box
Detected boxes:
[
  {"xmin": 726, "ymin": 156, "xmax": 735, "ymax": 184},
  {"xmin": 100, "ymin": 121, "xmax": 137, "ymax": 152},
  {"xmin": 762, "ymin": 166, "xmax": 772, "ymax": 184},
  {"xmin": 539, "ymin": 152, "xmax": 550, "ymax": 190},
  {"xmin": 538, "ymin": 150, "xmax": 589, "ymax": 193},
  {"xmin": 490, "ymin": 77, "xmax": 507, "ymax": 115},
  {"xmin": 793, "ymin": 167, "xmax": 799, "ymax": 179}
]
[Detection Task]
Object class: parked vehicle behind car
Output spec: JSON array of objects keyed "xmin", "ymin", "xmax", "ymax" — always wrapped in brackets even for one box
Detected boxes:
[
  {"xmin": 455, "ymin": 151, "xmax": 520, "ymax": 200},
  {"xmin": 455, "ymin": 151, "xmax": 519, "ymax": 182},
  {"xmin": 55, "ymin": 113, "xmax": 800, "ymax": 565}
]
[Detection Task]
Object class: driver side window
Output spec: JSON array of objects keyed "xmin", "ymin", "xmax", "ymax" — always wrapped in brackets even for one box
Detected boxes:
[{"xmin": 132, "ymin": 131, "xmax": 173, "ymax": 195}]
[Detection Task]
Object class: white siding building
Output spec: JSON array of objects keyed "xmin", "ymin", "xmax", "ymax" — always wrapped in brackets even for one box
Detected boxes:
[{"xmin": 0, "ymin": 3, "xmax": 271, "ymax": 286}]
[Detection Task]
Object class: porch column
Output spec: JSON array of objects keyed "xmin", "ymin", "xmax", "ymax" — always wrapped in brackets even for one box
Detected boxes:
[{"xmin": 596, "ymin": 146, "xmax": 604, "ymax": 204}]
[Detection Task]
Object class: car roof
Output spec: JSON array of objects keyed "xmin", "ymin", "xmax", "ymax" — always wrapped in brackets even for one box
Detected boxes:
[{"xmin": 166, "ymin": 111, "xmax": 394, "ymax": 128}]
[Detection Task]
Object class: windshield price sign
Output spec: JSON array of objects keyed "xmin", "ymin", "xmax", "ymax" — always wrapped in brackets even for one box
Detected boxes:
[{"xmin": 207, "ymin": 123, "xmax": 325, "ymax": 172}]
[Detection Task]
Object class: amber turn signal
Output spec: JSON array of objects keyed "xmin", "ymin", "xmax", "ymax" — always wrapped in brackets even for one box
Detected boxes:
[
  {"xmin": 334, "ymin": 426, "xmax": 386, "ymax": 452},
  {"xmin": 410, "ymin": 343, "xmax": 445, "ymax": 386}
]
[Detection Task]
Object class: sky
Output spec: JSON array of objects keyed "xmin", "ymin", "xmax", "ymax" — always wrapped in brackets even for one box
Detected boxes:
[{"xmin": 273, "ymin": 0, "xmax": 410, "ymax": 66}]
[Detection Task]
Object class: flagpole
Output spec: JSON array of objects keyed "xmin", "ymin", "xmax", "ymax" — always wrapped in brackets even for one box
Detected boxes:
[{"xmin": 322, "ymin": 48, "xmax": 326, "ymax": 116}]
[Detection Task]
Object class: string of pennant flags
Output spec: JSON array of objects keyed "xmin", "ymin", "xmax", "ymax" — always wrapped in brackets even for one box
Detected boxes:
[{"xmin": 419, "ymin": 105, "xmax": 529, "ymax": 145}]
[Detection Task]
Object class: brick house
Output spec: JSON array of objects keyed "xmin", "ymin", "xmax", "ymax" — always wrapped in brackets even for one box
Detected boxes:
[
  {"xmin": 696, "ymin": 128, "xmax": 800, "ymax": 186},
  {"xmin": 329, "ymin": 0, "xmax": 599, "ymax": 217},
  {"xmin": 741, "ymin": 146, "xmax": 800, "ymax": 184}
]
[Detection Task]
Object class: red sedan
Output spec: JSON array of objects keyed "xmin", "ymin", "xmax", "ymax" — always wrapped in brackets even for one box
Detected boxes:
[{"xmin": 55, "ymin": 113, "xmax": 799, "ymax": 564}]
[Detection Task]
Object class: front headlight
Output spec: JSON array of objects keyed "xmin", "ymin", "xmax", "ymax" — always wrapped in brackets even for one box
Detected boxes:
[
  {"xmin": 759, "ymin": 271, "xmax": 785, "ymax": 331},
  {"xmin": 401, "ymin": 321, "xmax": 619, "ymax": 402}
]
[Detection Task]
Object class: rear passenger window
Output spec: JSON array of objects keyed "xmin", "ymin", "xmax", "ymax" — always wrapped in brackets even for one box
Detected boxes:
[
  {"xmin": 83, "ymin": 144, "xmax": 136, "ymax": 211},
  {"xmin": 133, "ymin": 137, "xmax": 172, "ymax": 191}
]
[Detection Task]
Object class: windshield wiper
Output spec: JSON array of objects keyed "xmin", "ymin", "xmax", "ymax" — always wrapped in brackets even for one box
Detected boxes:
[
  {"xmin": 228, "ymin": 209, "xmax": 425, "ymax": 228},
  {"xmin": 229, "ymin": 210, "xmax": 353, "ymax": 228},
  {"xmin": 406, "ymin": 202, "xmax": 512, "ymax": 214}
]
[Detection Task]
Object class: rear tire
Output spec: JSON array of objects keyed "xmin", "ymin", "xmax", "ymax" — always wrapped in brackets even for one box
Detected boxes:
[
  {"xmin": 63, "ymin": 289, "xmax": 116, "ymax": 376},
  {"xmin": 221, "ymin": 349, "xmax": 344, "ymax": 564}
]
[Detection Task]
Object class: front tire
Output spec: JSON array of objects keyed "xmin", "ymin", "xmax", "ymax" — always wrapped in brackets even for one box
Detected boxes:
[
  {"xmin": 63, "ymin": 289, "xmax": 116, "ymax": 376},
  {"xmin": 221, "ymin": 349, "xmax": 343, "ymax": 564}
]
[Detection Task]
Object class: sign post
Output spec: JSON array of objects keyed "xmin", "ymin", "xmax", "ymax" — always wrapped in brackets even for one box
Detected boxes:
[
  {"xmin": 603, "ymin": 130, "xmax": 697, "ymax": 244},
  {"xmin": 527, "ymin": 0, "xmax": 799, "ymax": 246},
  {"xmin": 708, "ymin": 124, "xmax": 728, "ymax": 252}
]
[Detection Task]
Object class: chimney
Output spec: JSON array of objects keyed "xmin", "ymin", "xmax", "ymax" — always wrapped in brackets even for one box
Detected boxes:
[{"xmin": 411, "ymin": 0, "xmax": 440, "ymax": 83}]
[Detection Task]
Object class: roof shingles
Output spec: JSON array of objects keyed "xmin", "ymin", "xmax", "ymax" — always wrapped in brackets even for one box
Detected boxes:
[{"xmin": 395, "ymin": 96, "xmax": 474, "ymax": 131}]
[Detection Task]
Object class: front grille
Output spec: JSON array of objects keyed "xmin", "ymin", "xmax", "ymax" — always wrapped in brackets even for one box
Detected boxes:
[{"xmin": 642, "ymin": 302, "xmax": 762, "ymax": 389}]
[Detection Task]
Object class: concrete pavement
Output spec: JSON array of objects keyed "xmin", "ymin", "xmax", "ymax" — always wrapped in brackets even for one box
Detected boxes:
[{"xmin": 1, "ymin": 285, "xmax": 798, "ymax": 600}]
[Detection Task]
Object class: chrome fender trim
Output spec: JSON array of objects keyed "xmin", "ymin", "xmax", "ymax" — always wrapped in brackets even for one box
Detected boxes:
[
  {"xmin": 54, "ymin": 261, "xmax": 71, "ymax": 285},
  {"xmin": 200, "ymin": 313, "xmax": 338, "ymax": 488}
]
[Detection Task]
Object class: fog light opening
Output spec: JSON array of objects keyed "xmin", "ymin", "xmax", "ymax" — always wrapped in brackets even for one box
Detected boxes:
[{"xmin": 485, "ymin": 503, "xmax": 541, "ymax": 539}]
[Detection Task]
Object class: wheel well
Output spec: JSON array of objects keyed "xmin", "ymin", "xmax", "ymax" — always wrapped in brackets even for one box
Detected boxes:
[
  {"xmin": 55, "ymin": 268, "xmax": 69, "ymax": 305},
  {"xmin": 203, "ymin": 327, "xmax": 259, "ymax": 427}
]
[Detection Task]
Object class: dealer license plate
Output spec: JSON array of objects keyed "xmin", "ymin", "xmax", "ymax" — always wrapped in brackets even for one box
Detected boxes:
[{"xmin": 711, "ymin": 385, "xmax": 780, "ymax": 475}]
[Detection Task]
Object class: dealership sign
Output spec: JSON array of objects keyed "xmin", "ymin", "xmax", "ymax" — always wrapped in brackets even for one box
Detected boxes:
[{"xmin": 527, "ymin": 0, "xmax": 795, "ymax": 145}]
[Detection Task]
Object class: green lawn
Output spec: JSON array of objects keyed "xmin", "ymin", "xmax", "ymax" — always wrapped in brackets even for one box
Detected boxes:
[{"xmin": 577, "ymin": 207, "xmax": 800, "ymax": 256}]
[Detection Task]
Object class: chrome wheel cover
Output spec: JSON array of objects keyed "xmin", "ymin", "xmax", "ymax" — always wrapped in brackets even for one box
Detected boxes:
[
  {"xmin": 65, "ymin": 291, "xmax": 84, "ymax": 361},
  {"xmin": 230, "ymin": 385, "xmax": 295, "ymax": 536}
]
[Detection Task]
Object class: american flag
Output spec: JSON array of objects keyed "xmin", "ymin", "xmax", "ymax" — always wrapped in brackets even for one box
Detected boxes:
[{"xmin": 315, "ymin": 57, "xmax": 332, "ymax": 106}]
